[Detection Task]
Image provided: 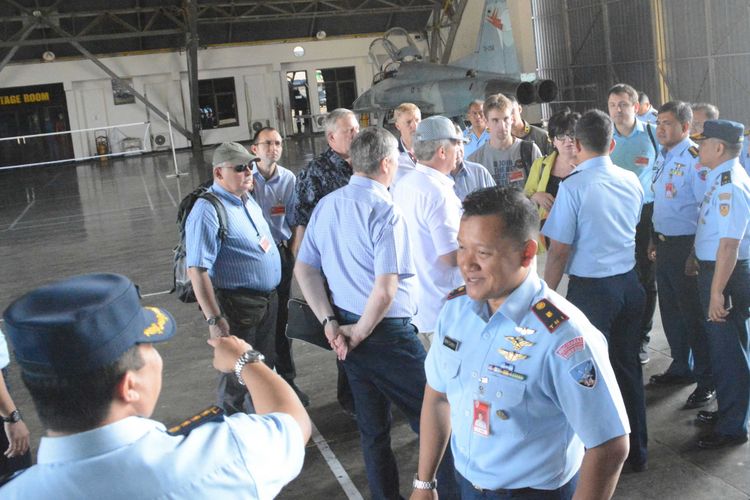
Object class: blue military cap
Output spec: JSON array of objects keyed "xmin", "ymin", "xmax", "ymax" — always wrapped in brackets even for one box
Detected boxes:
[
  {"xmin": 2, "ymin": 273, "xmax": 175, "ymax": 376},
  {"xmin": 692, "ymin": 119, "xmax": 745, "ymax": 144}
]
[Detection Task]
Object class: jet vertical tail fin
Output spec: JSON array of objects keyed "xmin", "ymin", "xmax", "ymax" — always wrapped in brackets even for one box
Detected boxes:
[{"xmin": 455, "ymin": 0, "xmax": 520, "ymax": 76}]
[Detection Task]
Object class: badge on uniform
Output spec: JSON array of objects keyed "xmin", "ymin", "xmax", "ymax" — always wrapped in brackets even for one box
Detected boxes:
[
  {"xmin": 665, "ymin": 182, "xmax": 675, "ymax": 199},
  {"xmin": 443, "ymin": 336, "xmax": 461, "ymax": 351},
  {"xmin": 472, "ymin": 400, "xmax": 491, "ymax": 436},
  {"xmin": 720, "ymin": 204, "xmax": 730, "ymax": 216},
  {"xmin": 488, "ymin": 363, "xmax": 527, "ymax": 381},
  {"xmin": 514, "ymin": 326, "xmax": 536, "ymax": 336},
  {"xmin": 569, "ymin": 359, "xmax": 597, "ymax": 389},
  {"xmin": 555, "ymin": 336, "xmax": 585, "ymax": 359},
  {"xmin": 498, "ymin": 348, "xmax": 528, "ymax": 362},
  {"xmin": 531, "ymin": 299, "xmax": 569, "ymax": 333},
  {"xmin": 270, "ymin": 204, "xmax": 286, "ymax": 216},
  {"xmin": 167, "ymin": 405, "xmax": 225, "ymax": 436},
  {"xmin": 505, "ymin": 336, "xmax": 534, "ymax": 350},
  {"xmin": 635, "ymin": 156, "xmax": 649, "ymax": 166},
  {"xmin": 721, "ymin": 172, "xmax": 732, "ymax": 185},
  {"xmin": 719, "ymin": 193, "xmax": 732, "ymax": 201}
]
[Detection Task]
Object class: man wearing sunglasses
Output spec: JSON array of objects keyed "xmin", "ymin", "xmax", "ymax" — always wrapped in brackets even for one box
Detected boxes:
[{"xmin": 186, "ymin": 142, "xmax": 282, "ymax": 415}]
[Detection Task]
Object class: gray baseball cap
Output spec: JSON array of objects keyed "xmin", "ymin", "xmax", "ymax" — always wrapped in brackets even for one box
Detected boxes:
[
  {"xmin": 415, "ymin": 116, "xmax": 464, "ymax": 143},
  {"xmin": 212, "ymin": 142, "xmax": 257, "ymax": 167}
]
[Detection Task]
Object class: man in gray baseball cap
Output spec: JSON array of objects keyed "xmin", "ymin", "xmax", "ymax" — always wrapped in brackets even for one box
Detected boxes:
[{"xmin": 392, "ymin": 115, "xmax": 465, "ymax": 339}]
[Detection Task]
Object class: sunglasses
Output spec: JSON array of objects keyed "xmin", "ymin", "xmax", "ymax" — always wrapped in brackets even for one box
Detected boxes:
[{"xmin": 224, "ymin": 159, "xmax": 258, "ymax": 173}]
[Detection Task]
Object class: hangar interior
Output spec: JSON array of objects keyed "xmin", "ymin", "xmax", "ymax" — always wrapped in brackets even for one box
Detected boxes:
[{"xmin": 1, "ymin": 1, "xmax": 750, "ymax": 499}]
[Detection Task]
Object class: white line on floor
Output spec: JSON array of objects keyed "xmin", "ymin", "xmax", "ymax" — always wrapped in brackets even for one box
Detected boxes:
[
  {"xmin": 7, "ymin": 200, "xmax": 36, "ymax": 231},
  {"xmin": 157, "ymin": 174, "xmax": 178, "ymax": 207},
  {"xmin": 311, "ymin": 420, "xmax": 364, "ymax": 500},
  {"xmin": 139, "ymin": 167, "xmax": 155, "ymax": 211},
  {"xmin": 141, "ymin": 289, "xmax": 172, "ymax": 297}
]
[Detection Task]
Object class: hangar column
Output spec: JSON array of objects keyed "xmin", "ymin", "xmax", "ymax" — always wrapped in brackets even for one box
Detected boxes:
[{"xmin": 184, "ymin": 0, "xmax": 204, "ymax": 160}]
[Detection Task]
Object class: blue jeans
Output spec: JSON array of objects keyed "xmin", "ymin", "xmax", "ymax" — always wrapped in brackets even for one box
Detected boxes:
[
  {"xmin": 697, "ymin": 260, "xmax": 750, "ymax": 436},
  {"xmin": 566, "ymin": 269, "xmax": 648, "ymax": 466},
  {"xmin": 455, "ymin": 470, "xmax": 578, "ymax": 500},
  {"xmin": 655, "ymin": 235, "xmax": 712, "ymax": 388},
  {"xmin": 336, "ymin": 307, "xmax": 458, "ymax": 500}
]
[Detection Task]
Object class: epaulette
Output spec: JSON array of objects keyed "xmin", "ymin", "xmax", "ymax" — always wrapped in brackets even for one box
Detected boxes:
[
  {"xmin": 167, "ymin": 405, "xmax": 225, "ymax": 436},
  {"xmin": 744, "ymin": 130, "xmax": 749, "ymax": 136},
  {"xmin": 447, "ymin": 285, "xmax": 466, "ymax": 300},
  {"xmin": 688, "ymin": 146, "xmax": 699, "ymax": 158},
  {"xmin": 721, "ymin": 171, "xmax": 732, "ymax": 186},
  {"xmin": 532, "ymin": 298, "xmax": 569, "ymax": 333}
]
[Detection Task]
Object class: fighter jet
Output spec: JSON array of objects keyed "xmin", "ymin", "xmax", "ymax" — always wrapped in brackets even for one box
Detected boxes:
[{"xmin": 353, "ymin": 0, "xmax": 556, "ymax": 122}]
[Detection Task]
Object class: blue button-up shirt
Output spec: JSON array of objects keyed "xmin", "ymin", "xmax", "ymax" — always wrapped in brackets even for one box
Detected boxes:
[
  {"xmin": 252, "ymin": 164, "xmax": 296, "ymax": 244},
  {"xmin": 695, "ymin": 158, "xmax": 750, "ymax": 261},
  {"xmin": 186, "ymin": 183, "xmax": 281, "ymax": 291},
  {"xmin": 451, "ymin": 160, "xmax": 496, "ymax": 201},
  {"xmin": 543, "ymin": 156, "xmax": 644, "ymax": 277},
  {"xmin": 0, "ymin": 414, "xmax": 305, "ymax": 499},
  {"xmin": 464, "ymin": 127, "xmax": 490, "ymax": 158},
  {"xmin": 425, "ymin": 271, "xmax": 629, "ymax": 490},
  {"xmin": 612, "ymin": 120, "xmax": 658, "ymax": 204},
  {"xmin": 298, "ymin": 175, "xmax": 417, "ymax": 318},
  {"xmin": 652, "ymin": 137, "xmax": 708, "ymax": 236},
  {"xmin": 740, "ymin": 133, "xmax": 750, "ymax": 174}
]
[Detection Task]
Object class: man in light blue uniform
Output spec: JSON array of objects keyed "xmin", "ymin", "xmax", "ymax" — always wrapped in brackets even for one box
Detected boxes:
[
  {"xmin": 295, "ymin": 127, "xmax": 456, "ymax": 499},
  {"xmin": 543, "ymin": 109, "xmax": 648, "ymax": 472},
  {"xmin": 186, "ymin": 142, "xmax": 281, "ymax": 414},
  {"xmin": 637, "ymin": 92, "xmax": 658, "ymax": 124},
  {"xmin": 740, "ymin": 129, "xmax": 750, "ymax": 173},
  {"xmin": 609, "ymin": 83, "xmax": 659, "ymax": 365},
  {"xmin": 250, "ymin": 127, "xmax": 309, "ymax": 407},
  {"xmin": 648, "ymin": 101, "xmax": 714, "ymax": 409},
  {"xmin": 0, "ymin": 273, "xmax": 309, "ymax": 498},
  {"xmin": 463, "ymin": 100, "xmax": 490, "ymax": 157},
  {"xmin": 412, "ymin": 188, "xmax": 629, "ymax": 499},
  {"xmin": 452, "ymin": 123, "xmax": 496, "ymax": 201},
  {"xmin": 692, "ymin": 119, "xmax": 750, "ymax": 449}
]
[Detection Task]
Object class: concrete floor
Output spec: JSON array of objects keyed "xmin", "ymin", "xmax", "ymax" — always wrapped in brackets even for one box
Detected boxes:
[{"xmin": 1, "ymin": 136, "xmax": 748, "ymax": 499}]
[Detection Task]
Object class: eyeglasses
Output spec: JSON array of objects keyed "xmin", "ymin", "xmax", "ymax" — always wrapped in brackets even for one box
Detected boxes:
[
  {"xmin": 256, "ymin": 140, "xmax": 282, "ymax": 147},
  {"xmin": 555, "ymin": 134, "xmax": 575, "ymax": 142},
  {"xmin": 225, "ymin": 160, "xmax": 257, "ymax": 173}
]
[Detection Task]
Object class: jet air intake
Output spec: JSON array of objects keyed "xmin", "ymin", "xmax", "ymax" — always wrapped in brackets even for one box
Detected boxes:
[{"xmin": 485, "ymin": 79, "xmax": 558, "ymax": 105}]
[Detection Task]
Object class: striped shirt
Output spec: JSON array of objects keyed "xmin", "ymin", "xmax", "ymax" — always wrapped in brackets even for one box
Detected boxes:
[
  {"xmin": 185, "ymin": 183, "xmax": 281, "ymax": 292},
  {"xmin": 297, "ymin": 175, "xmax": 417, "ymax": 318}
]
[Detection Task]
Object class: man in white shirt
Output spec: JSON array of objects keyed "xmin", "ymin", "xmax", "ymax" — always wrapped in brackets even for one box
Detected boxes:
[
  {"xmin": 392, "ymin": 102, "xmax": 421, "ymax": 187},
  {"xmin": 392, "ymin": 116, "xmax": 464, "ymax": 339}
]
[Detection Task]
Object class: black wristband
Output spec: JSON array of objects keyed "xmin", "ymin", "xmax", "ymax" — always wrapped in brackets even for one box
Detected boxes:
[{"xmin": 321, "ymin": 315, "xmax": 337, "ymax": 328}]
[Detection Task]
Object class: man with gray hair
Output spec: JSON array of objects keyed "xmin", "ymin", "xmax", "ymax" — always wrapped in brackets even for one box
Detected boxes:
[
  {"xmin": 295, "ymin": 127, "xmax": 456, "ymax": 499},
  {"xmin": 392, "ymin": 116, "xmax": 464, "ymax": 338},
  {"xmin": 291, "ymin": 108, "xmax": 360, "ymax": 416},
  {"xmin": 690, "ymin": 102, "xmax": 720, "ymax": 136}
]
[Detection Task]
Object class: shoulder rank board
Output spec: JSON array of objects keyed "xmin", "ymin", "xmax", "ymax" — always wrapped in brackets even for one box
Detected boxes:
[
  {"xmin": 721, "ymin": 171, "xmax": 731, "ymax": 186},
  {"xmin": 447, "ymin": 285, "xmax": 466, "ymax": 300},
  {"xmin": 168, "ymin": 405, "xmax": 225, "ymax": 436},
  {"xmin": 532, "ymin": 299, "xmax": 569, "ymax": 333},
  {"xmin": 688, "ymin": 146, "xmax": 699, "ymax": 158}
]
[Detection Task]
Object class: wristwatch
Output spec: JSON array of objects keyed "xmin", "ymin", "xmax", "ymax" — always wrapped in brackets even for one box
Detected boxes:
[
  {"xmin": 321, "ymin": 315, "xmax": 337, "ymax": 328},
  {"xmin": 206, "ymin": 315, "xmax": 223, "ymax": 326},
  {"xmin": 2, "ymin": 409, "xmax": 21, "ymax": 424},
  {"xmin": 234, "ymin": 349, "xmax": 266, "ymax": 386},
  {"xmin": 412, "ymin": 474, "xmax": 437, "ymax": 490}
]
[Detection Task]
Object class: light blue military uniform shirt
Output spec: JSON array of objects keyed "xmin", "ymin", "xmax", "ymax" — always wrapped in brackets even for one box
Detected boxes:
[
  {"xmin": 612, "ymin": 120, "xmax": 658, "ymax": 203},
  {"xmin": 543, "ymin": 156, "xmax": 644, "ymax": 277},
  {"xmin": 425, "ymin": 271, "xmax": 629, "ymax": 490},
  {"xmin": 251, "ymin": 164, "xmax": 296, "ymax": 244},
  {"xmin": 451, "ymin": 160, "xmax": 496, "ymax": 201},
  {"xmin": 0, "ymin": 329, "xmax": 8, "ymax": 369},
  {"xmin": 0, "ymin": 413, "xmax": 305, "ymax": 499},
  {"xmin": 637, "ymin": 108, "xmax": 658, "ymax": 125},
  {"xmin": 740, "ymin": 132, "xmax": 750, "ymax": 174},
  {"xmin": 464, "ymin": 127, "xmax": 490, "ymax": 158},
  {"xmin": 298, "ymin": 175, "xmax": 417, "ymax": 318},
  {"xmin": 185, "ymin": 183, "xmax": 281, "ymax": 291},
  {"xmin": 652, "ymin": 137, "xmax": 708, "ymax": 235},
  {"xmin": 695, "ymin": 158, "xmax": 750, "ymax": 261}
]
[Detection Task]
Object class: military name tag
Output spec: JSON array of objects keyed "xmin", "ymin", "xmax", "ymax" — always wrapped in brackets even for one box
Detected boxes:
[
  {"xmin": 443, "ymin": 336, "xmax": 461, "ymax": 351},
  {"xmin": 270, "ymin": 204, "xmax": 286, "ymax": 216}
]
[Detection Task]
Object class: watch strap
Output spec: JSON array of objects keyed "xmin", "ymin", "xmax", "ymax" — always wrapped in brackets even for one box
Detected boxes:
[
  {"xmin": 233, "ymin": 350, "xmax": 265, "ymax": 386},
  {"xmin": 321, "ymin": 315, "xmax": 337, "ymax": 328},
  {"xmin": 2, "ymin": 409, "xmax": 21, "ymax": 424},
  {"xmin": 412, "ymin": 474, "xmax": 437, "ymax": 490}
]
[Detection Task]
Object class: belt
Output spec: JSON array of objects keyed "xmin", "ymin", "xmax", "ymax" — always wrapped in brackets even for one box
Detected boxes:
[
  {"xmin": 217, "ymin": 287, "xmax": 275, "ymax": 299},
  {"xmin": 654, "ymin": 232, "xmax": 694, "ymax": 242},
  {"xmin": 698, "ymin": 259, "xmax": 748, "ymax": 271}
]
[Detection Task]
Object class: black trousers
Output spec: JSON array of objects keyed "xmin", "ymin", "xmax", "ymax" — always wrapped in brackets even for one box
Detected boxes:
[
  {"xmin": 275, "ymin": 244, "xmax": 297, "ymax": 380},
  {"xmin": 635, "ymin": 202, "xmax": 657, "ymax": 342}
]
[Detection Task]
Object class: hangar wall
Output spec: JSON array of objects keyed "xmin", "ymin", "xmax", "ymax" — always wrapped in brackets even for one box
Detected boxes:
[
  {"xmin": 532, "ymin": 0, "xmax": 750, "ymax": 123},
  {"xmin": 0, "ymin": 35, "xmax": 377, "ymax": 160}
]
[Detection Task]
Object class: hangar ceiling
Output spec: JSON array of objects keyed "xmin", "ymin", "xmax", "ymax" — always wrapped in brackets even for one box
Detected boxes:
[{"xmin": 0, "ymin": 0, "xmax": 440, "ymax": 63}]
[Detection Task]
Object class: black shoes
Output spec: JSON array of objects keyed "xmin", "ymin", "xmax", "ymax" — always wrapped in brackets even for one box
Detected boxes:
[
  {"xmin": 695, "ymin": 410, "xmax": 718, "ymax": 425},
  {"xmin": 649, "ymin": 372, "xmax": 694, "ymax": 385},
  {"xmin": 684, "ymin": 388, "xmax": 716, "ymax": 409},
  {"xmin": 697, "ymin": 432, "xmax": 748, "ymax": 449}
]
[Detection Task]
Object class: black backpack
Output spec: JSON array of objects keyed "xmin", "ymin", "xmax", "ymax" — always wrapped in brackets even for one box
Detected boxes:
[{"xmin": 172, "ymin": 180, "xmax": 228, "ymax": 303}]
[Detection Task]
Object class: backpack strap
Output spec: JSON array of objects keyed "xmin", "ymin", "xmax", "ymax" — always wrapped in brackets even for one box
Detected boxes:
[
  {"xmin": 520, "ymin": 140, "xmax": 534, "ymax": 175},
  {"xmin": 199, "ymin": 192, "xmax": 229, "ymax": 241},
  {"xmin": 645, "ymin": 123, "xmax": 658, "ymax": 155}
]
